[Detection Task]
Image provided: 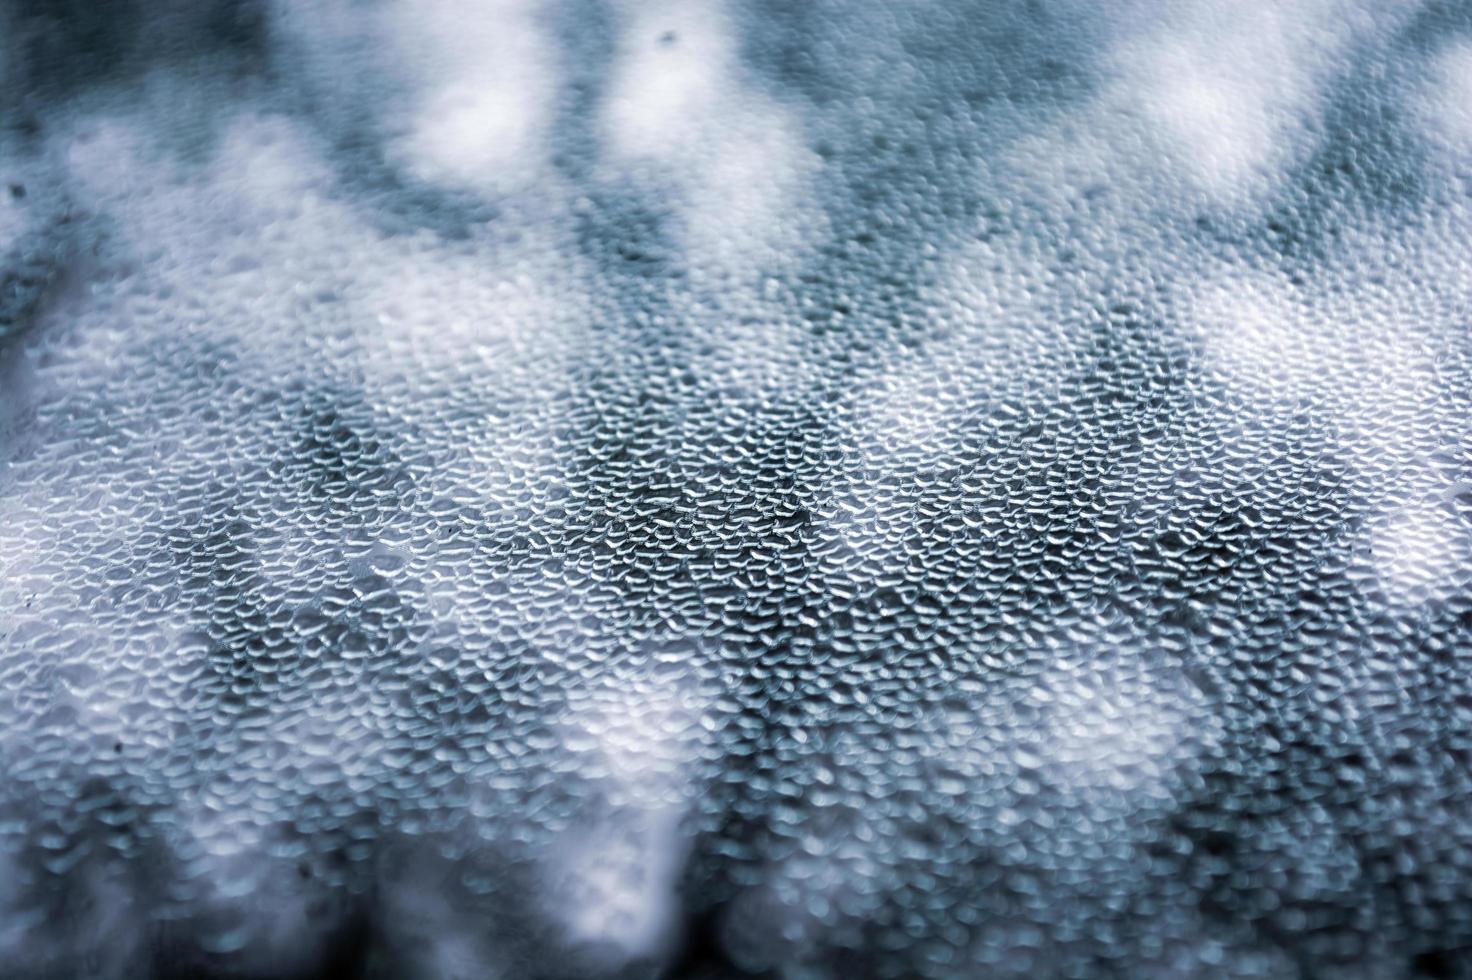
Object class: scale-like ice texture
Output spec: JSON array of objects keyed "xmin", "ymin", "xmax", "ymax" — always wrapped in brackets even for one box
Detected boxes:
[{"xmin": 3, "ymin": 1, "xmax": 1472, "ymax": 978}]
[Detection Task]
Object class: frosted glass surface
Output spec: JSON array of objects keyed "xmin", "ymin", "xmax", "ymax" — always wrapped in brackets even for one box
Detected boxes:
[{"xmin": 4, "ymin": 2, "xmax": 1472, "ymax": 977}]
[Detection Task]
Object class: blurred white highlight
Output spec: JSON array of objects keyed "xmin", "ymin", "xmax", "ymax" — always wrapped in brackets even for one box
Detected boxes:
[
  {"xmin": 603, "ymin": 0, "xmax": 822, "ymax": 271},
  {"xmin": 384, "ymin": 0, "xmax": 555, "ymax": 194},
  {"xmin": 1111, "ymin": 0, "xmax": 1414, "ymax": 202}
]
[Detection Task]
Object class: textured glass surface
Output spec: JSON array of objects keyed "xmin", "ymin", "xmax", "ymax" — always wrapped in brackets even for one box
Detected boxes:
[{"xmin": 4, "ymin": 2, "xmax": 1472, "ymax": 977}]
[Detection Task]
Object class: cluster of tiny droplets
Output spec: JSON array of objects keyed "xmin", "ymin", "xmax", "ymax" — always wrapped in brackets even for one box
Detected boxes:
[{"xmin": 3, "ymin": 1, "xmax": 1472, "ymax": 977}]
